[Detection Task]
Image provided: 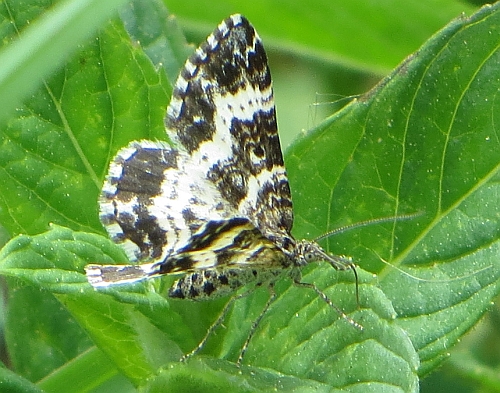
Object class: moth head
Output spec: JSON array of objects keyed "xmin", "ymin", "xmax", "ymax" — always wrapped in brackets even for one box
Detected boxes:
[
  {"xmin": 293, "ymin": 239, "xmax": 359, "ymax": 307},
  {"xmin": 293, "ymin": 239, "xmax": 354, "ymax": 271}
]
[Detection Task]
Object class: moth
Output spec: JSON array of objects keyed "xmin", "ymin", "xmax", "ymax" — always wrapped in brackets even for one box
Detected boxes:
[{"xmin": 85, "ymin": 14, "xmax": 360, "ymax": 364}]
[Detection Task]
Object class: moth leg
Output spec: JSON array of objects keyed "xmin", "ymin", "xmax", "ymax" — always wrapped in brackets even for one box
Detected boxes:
[
  {"xmin": 180, "ymin": 289, "xmax": 254, "ymax": 363},
  {"xmin": 237, "ymin": 284, "xmax": 277, "ymax": 366},
  {"xmin": 293, "ymin": 280, "xmax": 363, "ymax": 330}
]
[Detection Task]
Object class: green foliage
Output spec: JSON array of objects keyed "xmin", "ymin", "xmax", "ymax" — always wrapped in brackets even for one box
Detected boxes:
[{"xmin": 0, "ymin": 0, "xmax": 499, "ymax": 392}]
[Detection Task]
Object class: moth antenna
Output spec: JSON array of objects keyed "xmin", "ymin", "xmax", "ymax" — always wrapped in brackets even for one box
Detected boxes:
[
  {"xmin": 314, "ymin": 211, "xmax": 423, "ymax": 242},
  {"xmin": 311, "ymin": 92, "xmax": 361, "ymax": 108},
  {"xmin": 308, "ymin": 94, "xmax": 360, "ymax": 129},
  {"xmin": 374, "ymin": 251, "xmax": 494, "ymax": 283}
]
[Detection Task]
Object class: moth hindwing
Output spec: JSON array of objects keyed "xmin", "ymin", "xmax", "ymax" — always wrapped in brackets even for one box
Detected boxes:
[{"xmin": 85, "ymin": 14, "xmax": 359, "ymax": 364}]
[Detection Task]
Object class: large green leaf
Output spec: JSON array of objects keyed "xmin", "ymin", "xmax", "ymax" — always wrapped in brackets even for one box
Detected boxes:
[
  {"xmin": 0, "ymin": 1, "xmax": 169, "ymax": 391},
  {"xmin": 0, "ymin": 0, "xmax": 499, "ymax": 392},
  {"xmin": 0, "ymin": 3, "xmax": 170, "ymax": 237},
  {"xmin": 0, "ymin": 0, "xmax": 130, "ymax": 125}
]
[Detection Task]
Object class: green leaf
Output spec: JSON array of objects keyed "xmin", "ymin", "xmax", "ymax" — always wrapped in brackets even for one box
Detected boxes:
[
  {"xmin": 0, "ymin": 225, "xmax": 178, "ymax": 386},
  {"xmin": 0, "ymin": 365, "xmax": 44, "ymax": 393},
  {"xmin": 0, "ymin": 225, "xmax": 126, "ymax": 293},
  {"xmin": 0, "ymin": 4, "xmax": 170, "ymax": 237},
  {"xmin": 119, "ymin": 0, "xmax": 194, "ymax": 82},
  {"xmin": 0, "ymin": 1, "xmax": 170, "ymax": 390},
  {"xmin": 143, "ymin": 358, "xmax": 386, "ymax": 392},
  {"xmin": 0, "ymin": 0, "xmax": 131, "ymax": 125},
  {"xmin": 36, "ymin": 347, "xmax": 126, "ymax": 393},
  {"xmin": 0, "ymin": 225, "xmax": 123, "ymax": 385}
]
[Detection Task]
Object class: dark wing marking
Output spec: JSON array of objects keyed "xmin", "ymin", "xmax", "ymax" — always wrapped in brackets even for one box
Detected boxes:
[{"xmin": 100, "ymin": 139, "xmax": 240, "ymax": 263}]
